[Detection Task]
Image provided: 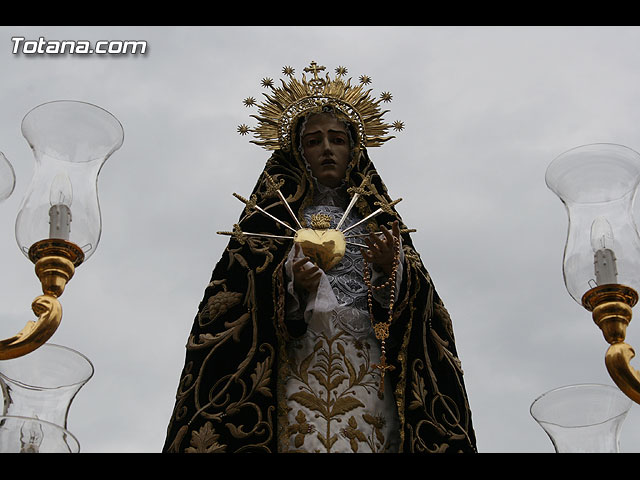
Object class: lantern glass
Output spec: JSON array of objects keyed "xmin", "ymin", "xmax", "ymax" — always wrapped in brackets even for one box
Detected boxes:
[
  {"xmin": 546, "ymin": 143, "xmax": 640, "ymax": 304},
  {"xmin": 0, "ymin": 416, "xmax": 80, "ymax": 453},
  {"xmin": 15, "ymin": 100, "xmax": 124, "ymax": 261},
  {"xmin": 0, "ymin": 152, "xmax": 15, "ymax": 202},
  {"xmin": 530, "ymin": 384, "xmax": 632, "ymax": 453},
  {"xmin": 0, "ymin": 343, "xmax": 94, "ymax": 429}
]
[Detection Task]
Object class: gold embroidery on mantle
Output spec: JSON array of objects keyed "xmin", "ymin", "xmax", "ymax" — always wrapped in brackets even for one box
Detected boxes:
[
  {"xmin": 185, "ymin": 422, "xmax": 227, "ymax": 453},
  {"xmin": 165, "ymin": 262, "xmax": 276, "ymax": 452}
]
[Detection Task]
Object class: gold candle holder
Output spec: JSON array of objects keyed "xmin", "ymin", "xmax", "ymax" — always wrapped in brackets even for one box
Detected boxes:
[
  {"xmin": 0, "ymin": 239, "xmax": 83, "ymax": 360},
  {"xmin": 546, "ymin": 143, "xmax": 640, "ymax": 405},
  {"xmin": 582, "ymin": 284, "xmax": 640, "ymax": 404},
  {"xmin": 0, "ymin": 100, "xmax": 124, "ymax": 361}
]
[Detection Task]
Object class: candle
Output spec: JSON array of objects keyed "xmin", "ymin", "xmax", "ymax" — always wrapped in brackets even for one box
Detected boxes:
[
  {"xmin": 591, "ymin": 216, "xmax": 618, "ymax": 285},
  {"xmin": 48, "ymin": 204, "xmax": 71, "ymax": 240},
  {"xmin": 48, "ymin": 173, "xmax": 72, "ymax": 240}
]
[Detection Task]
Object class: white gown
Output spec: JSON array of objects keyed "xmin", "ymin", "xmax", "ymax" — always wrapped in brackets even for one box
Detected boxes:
[{"xmin": 278, "ymin": 184, "xmax": 403, "ymax": 453}]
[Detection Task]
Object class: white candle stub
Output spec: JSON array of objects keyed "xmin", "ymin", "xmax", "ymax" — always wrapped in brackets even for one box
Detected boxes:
[
  {"xmin": 49, "ymin": 204, "xmax": 71, "ymax": 240},
  {"xmin": 48, "ymin": 172, "xmax": 73, "ymax": 241},
  {"xmin": 594, "ymin": 248, "xmax": 618, "ymax": 285},
  {"xmin": 590, "ymin": 216, "xmax": 618, "ymax": 285}
]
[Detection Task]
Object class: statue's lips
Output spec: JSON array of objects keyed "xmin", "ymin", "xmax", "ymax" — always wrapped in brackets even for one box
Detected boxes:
[{"xmin": 293, "ymin": 228, "xmax": 346, "ymax": 271}]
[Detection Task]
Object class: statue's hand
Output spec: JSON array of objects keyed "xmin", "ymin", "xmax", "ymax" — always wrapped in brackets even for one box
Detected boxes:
[
  {"xmin": 293, "ymin": 244, "xmax": 322, "ymax": 293},
  {"xmin": 361, "ymin": 220, "xmax": 400, "ymax": 275}
]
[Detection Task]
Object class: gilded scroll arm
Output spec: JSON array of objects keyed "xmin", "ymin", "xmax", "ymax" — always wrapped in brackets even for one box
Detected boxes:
[
  {"xmin": 605, "ymin": 343, "xmax": 640, "ymax": 404},
  {"xmin": 583, "ymin": 284, "xmax": 640, "ymax": 404},
  {"xmin": 0, "ymin": 295, "xmax": 63, "ymax": 360},
  {"xmin": 0, "ymin": 239, "xmax": 83, "ymax": 360}
]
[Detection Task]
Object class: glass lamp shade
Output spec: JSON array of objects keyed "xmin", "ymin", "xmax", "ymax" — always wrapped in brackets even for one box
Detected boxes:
[
  {"xmin": 530, "ymin": 384, "xmax": 632, "ymax": 453},
  {"xmin": 545, "ymin": 143, "xmax": 640, "ymax": 304},
  {"xmin": 0, "ymin": 343, "xmax": 94, "ymax": 429},
  {"xmin": 15, "ymin": 100, "xmax": 124, "ymax": 262},
  {"xmin": 0, "ymin": 344, "xmax": 92, "ymax": 453},
  {"xmin": 0, "ymin": 151, "xmax": 16, "ymax": 202},
  {"xmin": 0, "ymin": 416, "xmax": 80, "ymax": 453}
]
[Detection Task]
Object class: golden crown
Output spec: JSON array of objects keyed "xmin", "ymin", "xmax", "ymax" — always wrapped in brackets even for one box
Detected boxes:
[{"xmin": 237, "ymin": 61, "xmax": 404, "ymax": 151}]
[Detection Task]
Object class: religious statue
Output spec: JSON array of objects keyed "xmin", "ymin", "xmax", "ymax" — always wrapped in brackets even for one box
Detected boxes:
[{"xmin": 162, "ymin": 62, "xmax": 477, "ymax": 453}]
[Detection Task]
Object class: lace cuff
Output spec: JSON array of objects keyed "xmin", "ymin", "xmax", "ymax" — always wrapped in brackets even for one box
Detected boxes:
[{"xmin": 284, "ymin": 245, "xmax": 338, "ymax": 331}]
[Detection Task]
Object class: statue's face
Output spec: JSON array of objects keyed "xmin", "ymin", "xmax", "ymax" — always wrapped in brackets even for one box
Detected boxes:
[{"xmin": 301, "ymin": 113, "xmax": 351, "ymax": 187}]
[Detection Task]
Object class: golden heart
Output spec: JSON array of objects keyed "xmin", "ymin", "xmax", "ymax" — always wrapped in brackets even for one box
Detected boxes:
[{"xmin": 294, "ymin": 228, "xmax": 346, "ymax": 271}]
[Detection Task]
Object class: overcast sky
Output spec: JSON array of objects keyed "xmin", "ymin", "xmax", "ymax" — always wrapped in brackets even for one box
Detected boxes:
[{"xmin": 2, "ymin": 25, "xmax": 640, "ymax": 453}]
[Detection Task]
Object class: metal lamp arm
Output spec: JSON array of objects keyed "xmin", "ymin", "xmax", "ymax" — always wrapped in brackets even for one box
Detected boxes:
[
  {"xmin": 584, "ymin": 284, "xmax": 640, "ymax": 404},
  {"xmin": 0, "ymin": 295, "xmax": 63, "ymax": 360},
  {"xmin": 0, "ymin": 240, "xmax": 83, "ymax": 360},
  {"xmin": 605, "ymin": 343, "xmax": 640, "ymax": 404}
]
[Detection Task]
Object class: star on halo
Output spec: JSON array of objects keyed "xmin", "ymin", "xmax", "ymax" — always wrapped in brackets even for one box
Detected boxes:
[{"xmin": 392, "ymin": 121, "xmax": 405, "ymax": 132}]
